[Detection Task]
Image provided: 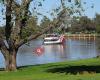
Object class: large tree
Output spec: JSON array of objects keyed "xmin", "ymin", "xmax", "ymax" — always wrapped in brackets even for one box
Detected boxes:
[{"xmin": 0, "ymin": 0, "xmax": 82, "ymax": 71}]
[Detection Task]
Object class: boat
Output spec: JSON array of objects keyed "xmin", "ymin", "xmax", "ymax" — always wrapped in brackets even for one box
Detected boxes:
[{"xmin": 43, "ymin": 34, "xmax": 65, "ymax": 44}]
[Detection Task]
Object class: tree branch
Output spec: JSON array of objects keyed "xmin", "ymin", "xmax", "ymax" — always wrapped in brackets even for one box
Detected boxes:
[
  {"xmin": 14, "ymin": 0, "xmax": 65, "ymax": 48},
  {"xmin": 16, "ymin": 24, "xmax": 53, "ymax": 48},
  {"xmin": 17, "ymin": 6, "xmax": 65, "ymax": 48},
  {"xmin": 0, "ymin": 39, "xmax": 9, "ymax": 58}
]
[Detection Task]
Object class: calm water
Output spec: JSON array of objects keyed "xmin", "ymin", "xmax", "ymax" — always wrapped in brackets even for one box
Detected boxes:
[{"xmin": 0, "ymin": 39, "xmax": 100, "ymax": 68}]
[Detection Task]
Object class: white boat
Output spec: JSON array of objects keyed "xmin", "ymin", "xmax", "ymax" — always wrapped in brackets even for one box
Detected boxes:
[{"xmin": 43, "ymin": 34, "xmax": 65, "ymax": 44}]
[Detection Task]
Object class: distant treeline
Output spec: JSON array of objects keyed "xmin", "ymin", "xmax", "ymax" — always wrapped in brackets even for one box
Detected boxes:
[
  {"xmin": 65, "ymin": 14, "xmax": 100, "ymax": 34},
  {"xmin": 0, "ymin": 13, "xmax": 100, "ymax": 36}
]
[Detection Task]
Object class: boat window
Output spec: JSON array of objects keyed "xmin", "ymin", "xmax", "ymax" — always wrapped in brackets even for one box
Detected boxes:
[
  {"xmin": 44, "ymin": 39, "xmax": 58, "ymax": 41},
  {"xmin": 46, "ymin": 34, "xmax": 58, "ymax": 37}
]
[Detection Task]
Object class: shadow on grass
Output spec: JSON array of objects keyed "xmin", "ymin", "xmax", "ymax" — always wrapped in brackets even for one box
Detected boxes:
[
  {"xmin": 0, "ymin": 68, "xmax": 4, "ymax": 71},
  {"xmin": 46, "ymin": 65, "xmax": 100, "ymax": 75}
]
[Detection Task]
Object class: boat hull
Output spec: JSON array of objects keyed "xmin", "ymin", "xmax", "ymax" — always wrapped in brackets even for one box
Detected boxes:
[
  {"xmin": 43, "ymin": 40, "xmax": 62, "ymax": 45},
  {"xmin": 43, "ymin": 35, "xmax": 65, "ymax": 45}
]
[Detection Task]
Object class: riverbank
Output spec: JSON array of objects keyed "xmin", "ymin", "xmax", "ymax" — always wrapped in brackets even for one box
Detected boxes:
[
  {"xmin": 40, "ymin": 33, "xmax": 100, "ymax": 40},
  {"xmin": 0, "ymin": 57, "xmax": 100, "ymax": 80}
]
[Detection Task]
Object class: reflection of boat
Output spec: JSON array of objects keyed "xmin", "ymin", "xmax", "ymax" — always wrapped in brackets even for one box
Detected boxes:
[{"xmin": 43, "ymin": 34, "xmax": 65, "ymax": 44}]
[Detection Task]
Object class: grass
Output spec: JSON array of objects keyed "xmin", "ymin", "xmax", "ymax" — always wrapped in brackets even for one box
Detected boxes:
[{"xmin": 1, "ymin": 57, "xmax": 100, "ymax": 80}]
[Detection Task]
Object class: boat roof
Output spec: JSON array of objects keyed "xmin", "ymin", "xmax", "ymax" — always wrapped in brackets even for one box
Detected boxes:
[
  {"xmin": 45, "ymin": 33, "xmax": 59, "ymax": 35},
  {"xmin": 45, "ymin": 34, "xmax": 59, "ymax": 37}
]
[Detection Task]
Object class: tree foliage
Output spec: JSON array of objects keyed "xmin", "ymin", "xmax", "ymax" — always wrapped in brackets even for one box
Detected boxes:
[
  {"xmin": 40, "ymin": 16, "xmax": 51, "ymax": 29},
  {"xmin": 69, "ymin": 16, "xmax": 95, "ymax": 33},
  {"xmin": 0, "ymin": 27, "xmax": 5, "ymax": 38}
]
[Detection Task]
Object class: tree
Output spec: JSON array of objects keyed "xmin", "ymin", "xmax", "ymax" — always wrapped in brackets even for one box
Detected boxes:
[
  {"xmin": 79, "ymin": 16, "xmax": 95, "ymax": 33},
  {"xmin": 69, "ymin": 16, "xmax": 82, "ymax": 33},
  {"xmin": 94, "ymin": 14, "xmax": 100, "ymax": 33},
  {"xmin": 70, "ymin": 16, "xmax": 95, "ymax": 33},
  {"xmin": 0, "ymin": 0, "xmax": 82, "ymax": 71},
  {"xmin": 40, "ymin": 16, "xmax": 51, "ymax": 28},
  {"xmin": 40, "ymin": 16, "xmax": 53, "ymax": 33}
]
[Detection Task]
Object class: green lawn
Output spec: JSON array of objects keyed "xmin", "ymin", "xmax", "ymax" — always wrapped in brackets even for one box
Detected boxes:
[{"xmin": 0, "ymin": 58, "xmax": 100, "ymax": 80}]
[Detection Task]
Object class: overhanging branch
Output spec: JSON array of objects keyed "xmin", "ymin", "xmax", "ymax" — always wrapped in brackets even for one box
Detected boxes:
[
  {"xmin": 16, "ymin": 0, "xmax": 66, "ymax": 48},
  {"xmin": 16, "ymin": 8, "xmax": 64, "ymax": 48},
  {"xmin": 0, "ymin": 39, "xmax": 9, "ymax": 58},
  {"xmin": 17, "ymin": 24, "xmax": 53, "ymax": 48}
]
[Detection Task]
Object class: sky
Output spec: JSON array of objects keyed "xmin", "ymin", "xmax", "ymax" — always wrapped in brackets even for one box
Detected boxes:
[
  {"xmin": 36, "ymin": 0, "xmax": 100, "ymax": 18},
  {"xmin": 81, "ymin": 0, "xmax": 100, "ymax": 18},
  {"xmin": 0, "ymin": 0, "xmax": 100, "ymax": 26}
]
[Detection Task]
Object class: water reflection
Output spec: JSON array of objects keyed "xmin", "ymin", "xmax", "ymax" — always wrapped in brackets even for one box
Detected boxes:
[
  {"xmin": 66, "ymin": 39, "xmax": 96, "ymax": 59},
  {"xmin": 0, "ymin": 38, "xmax": 100, "ymax": 68},
  {"xmin": 43, "ymin": 44, "xmax": 66, "ymax": 62},
  {"xmin": 0, "ymin": 51, "xmax": 5, "ymax": 68}
]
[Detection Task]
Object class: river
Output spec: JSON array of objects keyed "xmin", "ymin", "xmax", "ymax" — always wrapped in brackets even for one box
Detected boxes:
[{"xmin": 0, "ymin": 38, "xmax": 100, "ymax": 68}]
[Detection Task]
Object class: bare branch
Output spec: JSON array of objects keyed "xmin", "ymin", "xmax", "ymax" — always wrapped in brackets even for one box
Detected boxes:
[
  {"xmin": 0, "ymin": 39, "xmax": 9, "ymax": 58},
  {"xmin": 16, "ymin": 24, "xmax": 53, "ymax": 48}
]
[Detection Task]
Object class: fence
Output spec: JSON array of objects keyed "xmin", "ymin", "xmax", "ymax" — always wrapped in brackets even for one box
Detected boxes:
[{"xmin": 65, "ymin": 34, "xmax": 97, "ymax": 40}]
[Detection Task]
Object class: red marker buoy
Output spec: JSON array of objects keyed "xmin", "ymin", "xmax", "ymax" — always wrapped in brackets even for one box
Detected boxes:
[{"xmin": 34, "ymin": 46, "xmax": 44, "ymax": 56}]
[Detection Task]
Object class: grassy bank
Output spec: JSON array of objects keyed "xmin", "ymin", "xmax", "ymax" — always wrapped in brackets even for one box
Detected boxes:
[{"xmin": 0, "ymin": 58, "xmax": 100, "ymax": 80}]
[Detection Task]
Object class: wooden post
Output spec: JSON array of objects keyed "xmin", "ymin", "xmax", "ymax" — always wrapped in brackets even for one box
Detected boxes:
[
  {"xmin": 94, "ymin": 34, "xmax": 95, "ymax": 40},
  {"xmin": 84, "ymin": 34, "xmax": 85, "ymax": 40},
  {"xmin": 67, "ymin": 34, "xmax": 69, "ymax": 39},
  {"xmin": 74, "ymin": 34, "xmax": 75, "ymax": 40},
  {"xmin": 79, "ymin": 34, "xmax": 80, "ymax": 40},
  {"xmin": 89, "ymin": 34, "xmax": 90, "ymax": 40}
]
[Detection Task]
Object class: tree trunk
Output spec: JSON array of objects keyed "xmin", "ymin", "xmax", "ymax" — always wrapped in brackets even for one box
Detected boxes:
[
  {"xmin": 5, "ymin": 50, "xmax": 17, "ymax": 71},
  {"xmin": 2, "ymin": 48, "xmax": 17, "ymax": 71},
  {"xmin": 9, "ymin": 50, "xmax": 17, "ymax": 71},
  {"xmin": 4, "ymin": 53, "xmax": 10, "ymax": 71}
]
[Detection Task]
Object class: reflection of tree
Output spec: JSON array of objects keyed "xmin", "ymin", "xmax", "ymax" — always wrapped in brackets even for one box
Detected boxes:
[
  {"xmin": 44, "ymin": 44, "xmax": 67, "ymax": 59},
  {"xmin": 59, "ymin": 44, "xmax": 67, "ymax": 58},
  {"xmin": 95, "ymin": 14, "xmax": 100, "ymax": 33},
  {"xmin": 95, "ymin": 38, "xmax": 100, "ymax": 55}
]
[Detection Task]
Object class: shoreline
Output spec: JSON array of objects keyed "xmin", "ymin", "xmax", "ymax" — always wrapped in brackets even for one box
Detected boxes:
[{"xmin": 0, "ymin": 57, "xmax": 100, "ymax": 80}]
